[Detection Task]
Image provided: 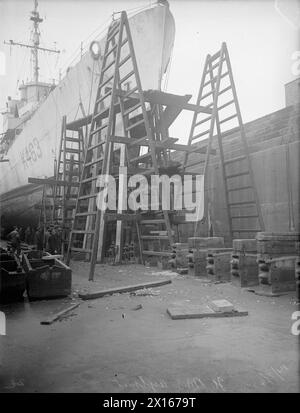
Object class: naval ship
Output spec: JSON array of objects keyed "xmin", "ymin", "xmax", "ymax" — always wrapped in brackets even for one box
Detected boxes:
[{"xmin": 0, "ymin": 0, "xmax": 175, "ymax": 230}]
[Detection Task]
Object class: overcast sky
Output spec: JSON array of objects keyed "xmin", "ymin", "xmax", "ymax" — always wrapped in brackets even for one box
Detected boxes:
[{"xmin": 0, "ymin": 0, "xmax": 299, "ymax": 138}]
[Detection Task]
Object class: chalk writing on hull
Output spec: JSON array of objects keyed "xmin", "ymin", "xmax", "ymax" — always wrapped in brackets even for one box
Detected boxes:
[{"xmin": 20, "ymin": 137, "xmax": 42, "ymax": 169}]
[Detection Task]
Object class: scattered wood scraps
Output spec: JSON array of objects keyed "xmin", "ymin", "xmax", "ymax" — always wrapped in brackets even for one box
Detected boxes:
[
  {"xmin": 78, "ymin": 279, "xmax": 172, "ymax": 300},
  {"xmin": 40, "ymin": 302, "xmax": 80, "ymax": 325}
]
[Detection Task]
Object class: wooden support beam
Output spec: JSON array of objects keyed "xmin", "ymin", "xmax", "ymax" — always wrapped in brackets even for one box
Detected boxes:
[
  {"xmin": 28, "ymin": 177, "xmax": 79, "ymax": 187},
  {"xmin": 78, "ymin": 279, "xmax": 172, "ymax": 300}
]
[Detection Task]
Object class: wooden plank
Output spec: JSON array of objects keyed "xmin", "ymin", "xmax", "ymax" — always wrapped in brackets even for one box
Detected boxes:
[
  {"xmin": 142, "ymin": 250, "xmax": 173, "ymax": 257},
  {"xmin": 104, "ymin": 213, "xmax": 141, "ymax": 222},
  {"xmin": 144, "ymin": 90, "xmax": 213, "ymax": 114},
  {"xmin": 78, "ymin": 279, "xmax": 172, "ymax": 300},
  {"xmin": 28, "ymin": 177, "xmax": 79, "ymax": 186},
  {"xmin": 167, "ymin": 304, "xmax": 248, "ymax": 320},
  {"xmin": 40, "ymin": 303, "xmax": 80, "ymax": 325}
]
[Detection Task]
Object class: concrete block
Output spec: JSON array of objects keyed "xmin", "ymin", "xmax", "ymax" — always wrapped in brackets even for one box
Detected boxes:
[
  {"xmin": 210, "ymin": 299, "xmax": 234, "ymax": 313},
  {"xmin": 258, "ymin": 255, "xmax": 297, "ymax": 294},
  {"xmin": 206, "ymin": 250, "xmax": 232, "ymax": 282},
  {"xmin": 231, "ymin": 253, "xmax": 259, "ymax": 288}
]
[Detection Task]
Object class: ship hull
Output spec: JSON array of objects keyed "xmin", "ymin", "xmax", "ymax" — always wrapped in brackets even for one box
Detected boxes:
[{"xmin": 0, "ymin": 3, "xmax": 175, "ymax": 229}]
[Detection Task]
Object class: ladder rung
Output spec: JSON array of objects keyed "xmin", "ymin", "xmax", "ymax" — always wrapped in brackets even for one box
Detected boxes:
[
  {"xmin": 192, "ymin": 129, "xmax": 209, "ymax": 141},
  {"xmin": 209, "ymin": 50, "xmax": 221, "ymax": 62},
  {"xmin": 130, "ymin": 152, "xmax": 151, "ymax": 163},
  {"xmin": 107, "ymin": 25, "xmax": 120, "ymax": 41},
  {"xmin": 98, "ymin": 75, "xmax": 114, "ymax": 90},
  {"xmin": 121, "ymin": 86, "xmax": 138, "ymax": 99},
  {"xmin": 224, "ymin": 155, "xmax": 246, "ymax": 165},
  {"xmin": 65, "ymin": 137, "xmax": 80, "ymax": 143},
  {"xmin": 228, "ymin": 200, "xmax": 256, "ymax": 206},
  {"xmin": 72, "ymin": 230, "xmax": 95, "ymax": 234},
  {"xmin": 104, "ymin": 38, "xmax": 127, "ymax": 59},
  {"xmin": 60, "ymin": 160, "xmax": 80, "ymax": 164},
  {"xmin": 91, "ymin": 123, "xmax": 108, "ymax": 135},
  {"xmin": 65, "ymin": 148, "xmax": 80, "ymax": 154},
  {"xmin": 226, "ymin": 171, "xmax": 249, "ymax": 179},
  {"xmin": 141, "ymin": 235, "xmax": 169, "ymax": 240},
  {"xmin": 219, "ymin": 85, "xmax": 232, "ymax": 96},
  {"xmin": 102, "ymin": 59, "xmax": 116, "ymax": 73},
  {"xmin": 75, "ymin": 212, "xmax": 97, "ymax": 217},
  {"xmin": 85, "ymin": 157, "xmax": 103, "ymax": 168},
  {"xmin": 96, "ymin": 89, "xmax": 112, "ymax": 104},
  {"xmin": 119, "ymin": 53, "xmax": 131, "ymax": 67},
  {"xmin": 81, "ymin": 176, "xmax": 98, "ymax": 184},
  {"xmin": 71, "ymin": 247, "xmax": 92, "ymax": 253},
  {"xmin": 87, "ymin": 140, "xmax": 105, "ymax": 152},
  {"xmin": 195, "ymin": 115, "xmax": 211, "ymax": 127},
  {"xmin": 203, "ymin": 70, "xmax": 228, "ymax": 88},
  {"xmin": 211, "ymin": 57, "xmax": 225, "ymax": 70},
  {"xmin": 218, "ymin": 99, "xmax": 234, "ymax": 111},
  {"xmin": 78, "ymin": 194, "xmax": 97, "ymax": 200},
  {"xmin": 126, "ymin": 118, "xmax": 145, "ymax": 131},
  {"xmin": 120, "ymin": 70, "xmax": 135, "ymax": 84},
  {"xmin": 129, "ymin": 135, "xmax": 148, "ymax": 146},
  {"xmin": 201, "ymin": 89, "xmax": 214, "ymax": 100},
  {"xmin": 228, "ymin": 185, "xmax": 253, "ymax": 192},
  {"xmin": 219, "ymin": 113, "xmax": 238, "ymax": 125},
  {"xmin": 140, "ymin": 219, "xmax": 165, "ymax": 224},
  {"xmin": 104, "ymin": 43, "xmax": 117, "ymax": 59},
  {"xmin": 124, "ymin": 102, "xmax": 141, "ymax": 116}
]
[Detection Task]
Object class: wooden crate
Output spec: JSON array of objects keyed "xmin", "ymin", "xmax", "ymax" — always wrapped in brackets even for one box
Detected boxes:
[
  {"xmin": 23, "ymin": 253, "xmax": 72, "ymax": 300},
  {"xmin": 0, "ymin": 255, "xmax": 26, "ymax": 303}
]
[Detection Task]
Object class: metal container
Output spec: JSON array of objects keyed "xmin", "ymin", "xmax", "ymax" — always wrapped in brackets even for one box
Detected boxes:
[{"xmin": 22, "ymin": 251, "xmax": 72, "ymax": 300}]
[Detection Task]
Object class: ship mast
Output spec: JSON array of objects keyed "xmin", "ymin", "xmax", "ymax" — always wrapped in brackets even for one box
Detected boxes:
[{"xmin": 4, "ymin": 0, "xmax": 60, "ymax": 84}]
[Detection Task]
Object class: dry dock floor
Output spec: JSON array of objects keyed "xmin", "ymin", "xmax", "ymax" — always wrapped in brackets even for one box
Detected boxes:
[{"xmin": 0, "ymin": 262, "xmax": 299, "ymax": 393}]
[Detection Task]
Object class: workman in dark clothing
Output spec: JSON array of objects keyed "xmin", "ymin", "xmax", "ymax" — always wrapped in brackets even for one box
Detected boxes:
[
  {"xmin": 7, "ymin": 226, "xmax": 21, "ymax": 255},
  {"xmin": 48, "ymin": 229, "xmax": 57, "ymax": 255},
  {"xmin": 25, "ymin": 226, "xmax": 31, "ymax": 245},
  {"xmin": 34, "ymin": 227, "xmax": 44, "ymax": 251}
]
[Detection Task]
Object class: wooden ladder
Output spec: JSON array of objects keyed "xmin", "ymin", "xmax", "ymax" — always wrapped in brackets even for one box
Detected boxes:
[
  {"xmin": 52, "ymin": 115, "xmax": 85, "ymax": 252},
  {"xmin": 184, "ymin": 42, "xmax": 265, "ymax": 241},
  {"xmin": 66, "ymin": 11, "xmax": 175, "ymax": 279}
]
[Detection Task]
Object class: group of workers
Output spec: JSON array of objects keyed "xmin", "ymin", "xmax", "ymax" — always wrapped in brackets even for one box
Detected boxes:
[{"xmin": 7, "ymin": 224, "xmax": 63, "ymax": 255}]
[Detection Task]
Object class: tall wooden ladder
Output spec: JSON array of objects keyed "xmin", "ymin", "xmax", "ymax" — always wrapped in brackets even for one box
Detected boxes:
[
  {"xmin": 65, "ymin": 11, "xmax": 174, "ymax": 279},
  {"xmin": 52, "ymin": 115, "xmax": 84, "ymax": 252},
  {"xmin": 184, "ymin": 42, "xmax": 265, "ymax": 241}
]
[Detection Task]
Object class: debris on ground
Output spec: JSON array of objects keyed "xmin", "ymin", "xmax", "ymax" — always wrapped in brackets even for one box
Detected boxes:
[
  {"xmin": 131, "ymin": 304, "xmax": 143, "ymax": 311},
  {"xmin": 78, "ymin": 279, "xmax": 172, "ymax": 300},
  {"xmin": 40, "ymin": 302, "xmax": 80, "ymax": 325},
  {"xmin": 130, "ymin": 288, "xmax": 160, "ymax": 297}
]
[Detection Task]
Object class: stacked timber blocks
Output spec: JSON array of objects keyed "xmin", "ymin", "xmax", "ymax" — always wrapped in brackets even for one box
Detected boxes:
[
  {"xmin": 231, "ymin": 239, "xmax": 258, "ymax": 288},
  {"xmin": 206, "ymin": 248, "xmax": 233, "ymax": 282},
  {"xmin": 256, "ymin": 232, "xmax": 299, "ymax": 294},
  {"xmin": 169, "ymin": 243, "xmax": 189, "ymax": 272},
  {"xmin": 187, "ymin": 237, "xmax": 224, "ymax": 277}
]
